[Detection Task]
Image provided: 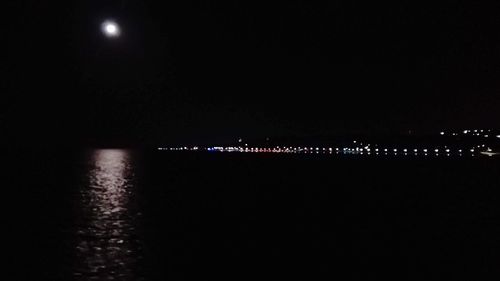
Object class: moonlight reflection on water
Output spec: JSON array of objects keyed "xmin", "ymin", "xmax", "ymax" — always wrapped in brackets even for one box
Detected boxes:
[{"xmin": 74, "ymin": 149, "xmax": 143, "ymax": 281}]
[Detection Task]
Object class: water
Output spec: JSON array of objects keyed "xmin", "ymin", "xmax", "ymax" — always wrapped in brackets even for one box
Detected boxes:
[
  {"xmin": 74, "ymin": 150, "xmax": 142, "ymax": 280},
  {"xmin": 4, "ymin": 149, "xmax": 500, "ymax": 280}
]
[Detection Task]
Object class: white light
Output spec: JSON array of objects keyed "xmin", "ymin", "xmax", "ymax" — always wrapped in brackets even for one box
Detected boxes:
[
  {"xmin": 440, "ymin": 132, "xmax": 445, "ymax": 135},
  {"xmin": 102, "ymin": 20, "xmax": 121, "ymax": 37}
]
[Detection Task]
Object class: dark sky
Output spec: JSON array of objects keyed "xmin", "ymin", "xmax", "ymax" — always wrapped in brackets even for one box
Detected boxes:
[{"xmin": 3, "ymin": 1, "xmax": 500, "ymax": 145}]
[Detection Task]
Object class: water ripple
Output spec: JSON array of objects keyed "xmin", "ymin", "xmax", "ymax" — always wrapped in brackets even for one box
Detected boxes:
[{"xmin": 74, "ymin": 149, "xmax": 143, "ymax": 281}]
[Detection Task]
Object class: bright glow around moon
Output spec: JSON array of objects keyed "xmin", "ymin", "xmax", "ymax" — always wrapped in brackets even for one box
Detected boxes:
[{"xmin": 101, "ymin": 20, "xmax": 121, "ymax": 38}]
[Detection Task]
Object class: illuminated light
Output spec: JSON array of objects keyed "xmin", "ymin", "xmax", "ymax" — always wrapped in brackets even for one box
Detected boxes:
[
  {"xmin": 414, "ymin": 149, "xmax": 418, "ymax": 152},
  {"xmin": 470, "ymin": 149, "xmax": 475, "ymax": 152},
  {"xmin": 463, "ymin": 130, "xmax": 468, "ymax": 134},
  {"xmin": 101, "ymin": 20, "xmax": 121, "ymax": 38},
  {"xmin": 384, "ymin": 149, "xmax": 388, "ymax": 152},
  {"xmin": 403, "ymin": 149, "xmax": 407, "ymax": 152},
  {"xmin": 434, "ymin": 149, "xmax": 439, "ymax": 153},
  {"xmin": 497, "ymin": 135, "xmax": 500, "ymax": 138},
  {"xmin": 485, "ymin": 135, "xmax": 489, "ymax": 137},
  {"xmin": 375, "ymin": 149, "xmax": 379, "ymax": 152},
  {"xmin": 445, "ymin": 149, "xmax": 450, "ymax": 153},
  {"xmin": 440, "ymin": 132, "xmax": 445, "ymax": 135},
  {"xmin": 393, "ymin": 149, "xmax": 397, "ymax": 152}
]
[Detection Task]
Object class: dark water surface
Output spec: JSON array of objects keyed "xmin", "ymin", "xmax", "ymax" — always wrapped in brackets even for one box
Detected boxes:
[{"xmin": 4, "ymin": 149, "xmax": 500, "ymax": 280}]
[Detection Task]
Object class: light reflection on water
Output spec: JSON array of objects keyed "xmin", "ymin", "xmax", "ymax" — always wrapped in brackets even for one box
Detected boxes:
[{"xmin": 74, "ymin": 149, "xmax": 143, "ymax": 281}]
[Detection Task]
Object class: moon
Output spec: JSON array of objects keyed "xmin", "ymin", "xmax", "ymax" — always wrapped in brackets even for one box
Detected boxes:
[{"xmin": 101, "ymin": 20, "xmax": 121, "ymax": 38}]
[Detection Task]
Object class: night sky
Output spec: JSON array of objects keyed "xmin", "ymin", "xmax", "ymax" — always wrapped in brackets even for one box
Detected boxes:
[{"xmin": 3, "ymin": 1, "xmax": 500, "ymax": 145}]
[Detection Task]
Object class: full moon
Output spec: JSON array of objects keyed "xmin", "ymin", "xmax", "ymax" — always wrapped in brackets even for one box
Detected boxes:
[{"xmin": 101, "ymin": 20, "xmax": 121, "ymax": 38}]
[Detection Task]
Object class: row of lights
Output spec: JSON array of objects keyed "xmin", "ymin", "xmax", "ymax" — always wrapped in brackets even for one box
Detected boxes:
[
  {"xmin": 158, "ymin": 146, "xmax": 487, "ymax": 156},
  {"xmin": 441, "ymin": 129, "xmax": 500, "ymax": 138}
]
